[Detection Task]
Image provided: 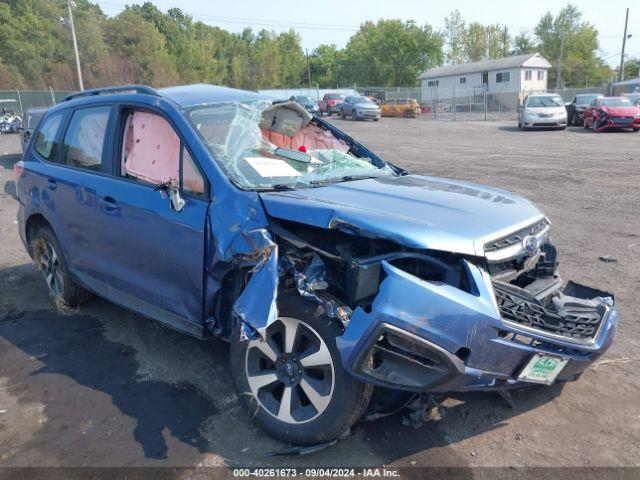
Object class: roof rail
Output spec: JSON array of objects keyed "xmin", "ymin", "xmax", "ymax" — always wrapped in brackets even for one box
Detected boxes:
[{"xmin": 63, "ymin": 85, "xmax": 159, "ymax": 102}]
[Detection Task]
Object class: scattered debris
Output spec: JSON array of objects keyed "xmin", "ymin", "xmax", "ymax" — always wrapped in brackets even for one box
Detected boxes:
[
  {"xmin": 598, "ymin": 255, "xmax": 618, "ymax": 263},
  {"xmin": 401, "ymin": 394, "xmax": 441, "ymax": 429},
  {"xmin": 0, "ymin": 410, "xmax": 7, "ymax": 414},
  {"xmin": 514, "ymin": 432, "xmax": 524, "ymax": 440},
  {"xmin": 29, "ymin": 353, "xmax": 48, "ymax": 361},
  {"xmin": 265, "ymin": 439, "xmax": 338, "ymax": 456},
  {"xmin": 242, "ymin": 447, "xmax": 250, "ymax": 453},
  {"xmin": 409, "ymin": 460, "xmax": 417, "ymax": 465},
  {"xmin": 593, "ymin": 356, "xmax": 640, "ymax": 369}
]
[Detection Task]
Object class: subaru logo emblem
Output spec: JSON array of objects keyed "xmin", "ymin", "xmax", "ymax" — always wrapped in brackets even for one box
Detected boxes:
[{"xmin": 522, "ymin": 235, "xmax": 538, "ymax": 256}]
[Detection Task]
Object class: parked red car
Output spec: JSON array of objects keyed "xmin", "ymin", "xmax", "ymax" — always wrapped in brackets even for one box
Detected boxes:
[
  {"xmin": 318, "ymin": 93, "xmax": 345, "ymax": 116},
  {"xmin": 583, "ymin": 96, "xmax": 640, "ymax": 132}
]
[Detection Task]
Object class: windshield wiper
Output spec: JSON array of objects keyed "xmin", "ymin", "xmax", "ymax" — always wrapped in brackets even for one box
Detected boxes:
[
  {"xmin": 309, "ymin": 175, "xmax": 381, "ymax": 186},
  {"xmin": 253, "ymin": 184, "xmax": 299, "ymax": 191}
]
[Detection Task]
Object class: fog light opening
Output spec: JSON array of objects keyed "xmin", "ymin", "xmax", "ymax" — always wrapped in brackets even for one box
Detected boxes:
[{"xmin": 455, "ymin": 347, "xmax": 471, "ymax": 364}]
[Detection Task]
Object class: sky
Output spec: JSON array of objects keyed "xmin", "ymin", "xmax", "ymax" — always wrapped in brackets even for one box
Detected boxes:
[{"xmin": 95, "ymin": 0, "xmax": 638, "ymax": 67}]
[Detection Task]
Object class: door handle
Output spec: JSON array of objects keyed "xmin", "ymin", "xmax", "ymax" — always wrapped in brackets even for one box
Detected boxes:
[
  {"xmin": 46, "ymin": 179, "xmax": 57, "ymax": 191},
  {"xmin": 98, "ymin": 196, "xmax": 118, "ymax": 212}
]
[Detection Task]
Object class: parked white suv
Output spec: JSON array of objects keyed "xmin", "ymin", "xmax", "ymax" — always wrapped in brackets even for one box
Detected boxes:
[{"xmin": 518, "ymin": 94, "xmax": 567, "ymax": 130}]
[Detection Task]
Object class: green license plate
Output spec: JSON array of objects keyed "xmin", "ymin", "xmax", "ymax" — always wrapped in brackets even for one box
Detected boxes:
[{"xmin": 518, "ymin": 353, "xmax": 569, "ymax": 385}]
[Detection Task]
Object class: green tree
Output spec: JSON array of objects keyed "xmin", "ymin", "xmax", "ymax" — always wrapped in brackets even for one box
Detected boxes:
[
  {"xmin": 105, "ymin": 9, "xmax": 179, "ymax": 86},
  {"xmin": 511, "ymin": 33, "xmax": 537, "ymax": 55},
  {"xmin": 464, "ymin": 22, "xmax": 487, "ymax": 61},
  {"xmin": 444, "ymin": 10, "xmax": 465, "ymax": 64},
  {"xmin": 623, "ymin": 58, "xmax": 640, "ymax": 81},
  {"xmin": 309, "ymin": 44, "xmax": 342, "ymax": 88},
  {"xmin": 534, "ymin": 3, "xmax": 611, "ymax": 88},
  {"xmin": 341, "ymin": 19, "xmax": 443, "ymax": 86}
]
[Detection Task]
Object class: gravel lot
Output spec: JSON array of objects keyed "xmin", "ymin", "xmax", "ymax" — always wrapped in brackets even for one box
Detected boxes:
[{"xmin": 1, "ymin": 119, "xmax": 639, "ymax": 473}]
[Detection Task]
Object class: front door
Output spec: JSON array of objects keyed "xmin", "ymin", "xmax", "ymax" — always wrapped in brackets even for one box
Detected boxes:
[{"xmin": 80, "ymin": 106, "xmax": 209, "ymax": 335}]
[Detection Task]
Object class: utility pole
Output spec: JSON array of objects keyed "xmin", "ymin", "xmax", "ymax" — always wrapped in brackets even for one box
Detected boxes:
[
  {"xmin": 502, "ymin": 26, "xmax": 508, "ymax": 57},
  {"xmin": 306, "ymin": 49, "xmax": 312, "ymax": 89},
  {"xmin": 556, "ymin": 30, "xmax": 565, "ymax": 89},
  {"xmin": 619, "ymin": 8, "xmax": 630, "ymax": 82},
  {"xmin": 67, "ymin": 0, "xmax": 84, "ymax": 91}
]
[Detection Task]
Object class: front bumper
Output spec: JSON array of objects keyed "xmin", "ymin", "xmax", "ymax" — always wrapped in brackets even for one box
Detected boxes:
[
  {"xmin": 336, "ymin": 260, "xmax": 616, "ymax": 392},
  {"xmin": 356, "ymin": 110, "xmax": 381, "ymax": 119},
  {"xmin": 596, "ymin": 116, "xmax": 640, "ymax": 131},
  {"xmin": 523, "ymin": 114, "xmax": 567, "ymax": 128}
]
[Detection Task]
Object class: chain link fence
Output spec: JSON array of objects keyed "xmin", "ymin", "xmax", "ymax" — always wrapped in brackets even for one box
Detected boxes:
[
  {"xmin": 0, "ymin": 90, "xmax": 74, "ymax": 117},
  {"xmin": 1, "ymin": 86, "xmax": 611, "ymax": 122}
]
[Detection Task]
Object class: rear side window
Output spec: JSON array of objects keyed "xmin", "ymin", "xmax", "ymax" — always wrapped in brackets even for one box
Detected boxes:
[
  {"xmin": 61, "ymin": 106, "xmax": 111, "ymax": 171},
  {"xmin": 34, "ymin": 113, "xmax": 64, "ymax": 160}
]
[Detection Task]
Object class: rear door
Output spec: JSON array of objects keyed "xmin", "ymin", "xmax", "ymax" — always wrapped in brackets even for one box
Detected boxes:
[{"xmin": 77, "ymin": 104, "xmax": 210, "ymax": 335}]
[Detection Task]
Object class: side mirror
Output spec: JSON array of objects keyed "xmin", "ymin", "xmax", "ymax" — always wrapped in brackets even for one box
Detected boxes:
[{"xmin": 154, "ymin": 178, "xmax": 185, "ymax": 212}]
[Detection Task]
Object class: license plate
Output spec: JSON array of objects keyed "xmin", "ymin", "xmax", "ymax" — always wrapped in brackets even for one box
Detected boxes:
[{"xmin": 518, "ymin": 354, "xmax": 568, "ymax": 385}]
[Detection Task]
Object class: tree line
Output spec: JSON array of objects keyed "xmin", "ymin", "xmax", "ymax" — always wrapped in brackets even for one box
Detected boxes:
[{"xmin": 0, "ymin": 1, "xmax": 627, "ymax": 91}]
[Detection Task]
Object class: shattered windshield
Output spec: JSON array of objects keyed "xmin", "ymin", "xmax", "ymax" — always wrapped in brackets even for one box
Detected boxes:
[
  {"xmin": 576, "ymin": 95, "xmax": 599, "ymax": 106},
  {"xmin": 601, "ymin": 98, "xmax": 632, "ymax": 107},
  {"xmin": 189, "ymin": 101, "xmax": 395, "ymax": 190},
  {"xmin": 527, "ymin": 96, "xmax": 564, "ymax": 107}
]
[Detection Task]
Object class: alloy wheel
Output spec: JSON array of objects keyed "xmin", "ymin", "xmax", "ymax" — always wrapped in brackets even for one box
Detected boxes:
[
  {"xmin": 34, "ymin": 239, "xmax": 63, "ymax": 298},
  {"xmin": 245, "ymin": 317, "xmax": 335, "ymax": 424}
]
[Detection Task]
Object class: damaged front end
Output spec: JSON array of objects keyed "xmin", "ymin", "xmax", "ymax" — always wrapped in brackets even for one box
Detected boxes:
[{"xmin": 259, "ymin": 215, "xmax": 616, "ymax": 393}]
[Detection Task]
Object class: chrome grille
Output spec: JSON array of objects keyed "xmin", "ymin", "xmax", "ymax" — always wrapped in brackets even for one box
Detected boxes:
[
  {"xmin": 612, "ymin": 116, "xmax": 633, "ymax": 124},
  {"xmin": 484, "ymin": 219, "xmax": 548, "ymax": 253}
]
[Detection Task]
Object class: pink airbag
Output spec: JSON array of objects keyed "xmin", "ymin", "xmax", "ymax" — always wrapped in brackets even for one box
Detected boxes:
[
  {"xmin": 125, "ymin": 112, "xmax": 180, "ymax": 184},
  {"xmin": 124, "ymin": 112, "xmax": 203, "ymax": 193}
]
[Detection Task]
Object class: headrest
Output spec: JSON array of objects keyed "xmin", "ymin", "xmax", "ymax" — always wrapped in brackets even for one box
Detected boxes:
[{"xmin": 260, "ymin": 101, "xmax": 312, "ymax": 137}]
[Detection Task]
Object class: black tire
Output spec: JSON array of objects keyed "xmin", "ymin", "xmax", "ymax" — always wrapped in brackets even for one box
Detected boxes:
[
  {"xmin": 230, "ymin": 293, "xmax": 372, "ymax": 445},
  {"xmin": 341, "ymin": 109, "xmax": 346, "ymax": 120},
  {"xmin": 351, "ymin": 110, "xmax": 357, "ymax": 121},
  {"xmin": 373, "ymin": 118, "xmax": 379, "ymax": 122},
  {"xmin": 31, "ymin": 225, "xmax": 92, "ymax": 308}
]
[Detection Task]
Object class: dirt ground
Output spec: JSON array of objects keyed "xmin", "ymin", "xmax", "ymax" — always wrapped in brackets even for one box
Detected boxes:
[{"xmin": 0, "ymin": 119, "xmax": 639, "ymax": 473}]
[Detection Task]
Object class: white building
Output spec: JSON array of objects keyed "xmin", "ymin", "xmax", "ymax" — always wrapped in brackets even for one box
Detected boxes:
[{"xmin": 419, "ymin": 53, "xmax": 552, "ymax": 109}]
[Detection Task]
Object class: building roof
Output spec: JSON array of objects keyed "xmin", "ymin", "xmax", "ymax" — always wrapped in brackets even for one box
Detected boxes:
[
  {"xmin": 612, "ymin": 77, "xmax": 640, "ymax": 87},
  {"xmin": 419, "ymin": 53, "xmax": 551, "ymax": 80}
]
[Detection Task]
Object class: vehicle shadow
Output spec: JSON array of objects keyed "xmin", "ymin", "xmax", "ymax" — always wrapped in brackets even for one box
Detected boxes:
[
  {"xmin": 4, "ymin": 180, "xmax": 17, "ymax": 200},
  {"xmin": 0, "ymin": 152, "xmax": 22, "ymax": 170},
  {"xmin": 0, "ymin": 263, "xmax": 562, "ymax": 467},
  {"xmin": 498, "ymin": 126, "xmax": 567, "ymax": 132}
]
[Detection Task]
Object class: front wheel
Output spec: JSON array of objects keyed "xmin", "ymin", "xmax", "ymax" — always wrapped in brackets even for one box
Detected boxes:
[{"xmin": 230, "ymin": 294, "xmax": 372, "ymax": 445}]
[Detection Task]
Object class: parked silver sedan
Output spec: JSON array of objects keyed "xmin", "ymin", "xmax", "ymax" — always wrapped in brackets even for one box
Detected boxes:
[{"xmin": 518, "ymin": 93, "xmax": 567, "ymax": 130}]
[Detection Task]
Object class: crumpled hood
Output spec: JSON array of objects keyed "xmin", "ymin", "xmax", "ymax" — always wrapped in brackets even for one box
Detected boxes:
[
  {"xmin": 600, "ymin": 106, "xmax": 639, "ymax": 116},
  {"xmin": 259, "ymin": 175, "xmax": 545, "ymax": 257}
]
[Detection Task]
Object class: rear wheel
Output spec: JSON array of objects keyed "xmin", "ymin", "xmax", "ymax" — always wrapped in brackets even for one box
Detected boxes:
[
  {"xmin": 31, "ymin": 226, "xmax": 91, "ymax": 308},
  {"xmin": 230, "ymin": 294, "xmax": 372, "ymax": 445}
]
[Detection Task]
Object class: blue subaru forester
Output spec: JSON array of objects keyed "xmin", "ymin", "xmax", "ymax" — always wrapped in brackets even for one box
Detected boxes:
[{"xmin": 15, "ymin": 84, "xmax": 616, "ymax": 445}]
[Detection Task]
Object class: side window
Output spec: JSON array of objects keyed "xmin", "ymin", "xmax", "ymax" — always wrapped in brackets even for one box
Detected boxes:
[
  {"xmin": 34, "ymin": 112, "xmax": 64, "ymax": 160},
  {"xmin": 121, "ymin": 110, "xmax": 205, "ymax": 197},
  {"xmin": 61, "ymin": 106, "xmax": 110, "ymax": 171}
]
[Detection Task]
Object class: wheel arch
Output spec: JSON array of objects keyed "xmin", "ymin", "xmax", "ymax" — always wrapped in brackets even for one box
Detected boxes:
[{"xmin": 25, "ymin": 213, "xmax": 53, "ymax": 247}]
